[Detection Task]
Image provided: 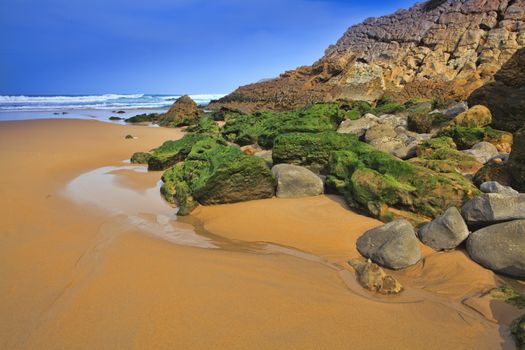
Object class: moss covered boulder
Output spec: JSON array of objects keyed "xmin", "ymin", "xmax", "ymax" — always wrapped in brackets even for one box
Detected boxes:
[
  {"xmin": 407, "ymin": 112, "xmax": 449, "ymax": 134},
  {"xmin": 272, "ymin": 132, "xmax": 478, "ymax": 221},
  {"xmin": 148, "ymin": 134, "xmax": 225, "ymax": 171},
  {"xmin": 125, "ymin": 113, "xmax": 160, "ymax": 124},
  {"xmin": 509, "ymin": 126, "xmax": 525, "ymax": 192},
  {"xmin": 410, "ymin": 137, "xmax": 483, "ymax": 175},
  {"xmin": 184, "ymin": 116, "xmax": 221, "ymax": 137},
  {"xmin": 438, "ymin": 126, "xmax": 512, "ymax": 152},
  {"xmin": 222, "ymin": 103, "xmax": 346, "ymax": 148},
  {"xmin": 158, "ymin": 95, "xmax": 204, "ymax": 127},
  {"xmin": 511, "ymin": 314, "xmax": 525, "ymax": 349},
  {"xmin": 161, "ymin": 139, "xmax": 275, "ymax": 215},
  {"xmin": 450, "ymin": 105, "xmax": 492, "ymax": 128},
  {"xmin": 130, "ymin": 152, "xmax": 152, "ymax": 164}
]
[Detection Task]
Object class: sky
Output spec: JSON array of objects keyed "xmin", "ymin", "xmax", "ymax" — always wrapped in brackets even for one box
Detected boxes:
[{"xmin": 0, "ymin": 0, "xmax": 416, "ymax": 95}]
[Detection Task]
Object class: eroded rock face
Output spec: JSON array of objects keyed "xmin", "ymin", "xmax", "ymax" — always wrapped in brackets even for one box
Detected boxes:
[
  {"xmin": 271, "ymin": 164, "xmax": 324, "ymax": 198},
  {"xmin": 210, "ymin": 0, "xmax": 525, "ymax": 123},
  {"xmin": 467, "ymin": 219, "xmax": 525, "ymax": 278},
  {"xmin": 347, "ymin": 259, "xmax": 403, "ymax": 294},
  {"xmin": 356, "ymin": 219, "xmax": 421, "ymax": 270},
  {"xmin": 418, "ymin": 207, "xmax": 469, "ymax": 250}
]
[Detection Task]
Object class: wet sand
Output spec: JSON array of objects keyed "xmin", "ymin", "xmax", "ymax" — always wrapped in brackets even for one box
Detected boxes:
[{"xmin": 0, "ymin": 119, "xmax": 520, "ymax": 349}]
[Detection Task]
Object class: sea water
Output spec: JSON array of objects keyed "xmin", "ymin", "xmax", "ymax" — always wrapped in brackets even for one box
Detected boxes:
[{"xmin": 0, "ymin": 93, "xmax": 225, "ymax": 122}]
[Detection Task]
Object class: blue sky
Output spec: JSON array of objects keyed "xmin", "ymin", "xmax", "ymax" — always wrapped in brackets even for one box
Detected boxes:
[{"xmin": 0, "ymin": 0, "xmax": 416, "ymax": 95}]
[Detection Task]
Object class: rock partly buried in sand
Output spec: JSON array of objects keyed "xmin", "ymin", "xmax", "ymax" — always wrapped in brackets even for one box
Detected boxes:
[
  {"xmin": 337, "ymin": 113, "xmax": 379, "ymax": 138},
  {"xmin": 347, "ymin": 259, "xmax": 403, "ymax": 294},
  {"xmin": 271, "ymin": 164, "xmax": 324, "ymax": 198},
  {"xmin": 157, "ymin": 95, "xmax": 204, "ymax": 128},
  {"xmin": 449, "ymin": 105, "xmax": 492, "ymax": 128},
  {"xmin": 161, "ymin": 138, "xmax": 275, "ymax": 215},
  {"xmin": 356, "ymin": 219, "xmax": 421, "ymax": 270},
  {"xmin": 125, "ymin": 134, "xmax": 135, "ymax": 140},
  {"xmin": 512, "ymin": 314, "xmax": 525, "ymax": 349},
  {"xmin": 461, "ymin": 193, "xmax": 525, "ymax": 228},
  {"xmin": 130, "ymin": 152, "xmax": 152, "ymax": 164},
  {"xmin": 462, "ymin": 142, "xmax": 499, "ymax": 165},
  {"xmin": 480, "ymin": 181, "xmax": 519, "ymax": 196},
  {"xmin": 467, "ymin": 220, "xmax": 525, "ymax": 278},
  {"xmin": 418, "ymin": 207, "xmax": 469, "ymax": 251}
]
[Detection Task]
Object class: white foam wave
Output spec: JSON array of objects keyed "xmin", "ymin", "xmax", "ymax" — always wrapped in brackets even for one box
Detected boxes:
[{"xmin": 0, "ymin": 94, "xmax": 145, "ymax": 103}]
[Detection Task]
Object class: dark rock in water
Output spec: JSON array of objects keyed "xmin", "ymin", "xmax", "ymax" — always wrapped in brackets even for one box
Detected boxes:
[
  {"xmin": 418, "ymin": 207, "xmax": 469, "ymax": 251},
  {"xmin": 356, "ymin": 219, "xmax": 421, "ymax": 270},
  {"xmin": 53, "ymin": 112, "xmax": 60, "ymax": 115},
  {"xmin": 271, "ymin": 164, "xmax": 324, "ymax": 198},
  {"xmin": 158, "ymin": 95, "xmax": 204, "ymax": 128},
  {"xmin": 130, "ymin": 152, "xmax": 151, "ymax": 164},
  {"xmin": 115, "ymin": 110, "xmax": 126, "ymax": 114},
  {"xmin": 461, "ymin": 193, "xmax": 525, "ymax": 228},
  {"xmin": 347, "ymin": 259, "xmax": 403, "ymax": 294},
  {"xmin": 161, "ymin": 138, "xmax": 275, "ymax": 215},
  {"xmin": 480, "ymin": 181, "xmax": 519, "ymax": 196},
  {"xmin": 125, "ymin": 113, "xmax": 159, "ymax": 124},
  {"xmin": 467, "ymin": 220, "xmax": 525, "ymax": 278},
  {"xmin": 509, "ymin": 126, "xmax": 525, "ymax": 192},
  {"xmin": 109, "ymin": 116, "xmax": 123, "ymax": 121}
]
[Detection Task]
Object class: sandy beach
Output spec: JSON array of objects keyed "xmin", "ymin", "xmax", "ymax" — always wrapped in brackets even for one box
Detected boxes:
[{"xmin": 0, "ymin": 118, "xmax": 521, "ymax": 349}]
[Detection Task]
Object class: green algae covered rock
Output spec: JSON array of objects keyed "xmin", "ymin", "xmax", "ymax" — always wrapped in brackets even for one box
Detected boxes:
[
  {"xmin": 130, "ymin": 152, "xmax": 152, "ymax": 164},
  {"xmin": 272, "ymin": 132, "xmax": 479, "ymax": 221},
  {"xmin": 148, "ymin": 134, "xmax": 225, "ymax": 171},
  {"xmin": 161, "ymin": 139, "xmax": 275, "ymax": 215},
  {"xmin": 222, "ymin": 103, "xmax": 346, "ymax": 148},
  {"xmin": 512, "ymin": 314, "xmax": 525, "ymax": 350},
  {"xmin": 410, "ymin": 136, "xmax": 483, "ymax": 175},
  {"xmin": 438, "ymin": 126, "xmax": 512, "ymax": 152},
  {"xmin": 184, "ymin": 116, "xmax": 221, "ymax": 137}
]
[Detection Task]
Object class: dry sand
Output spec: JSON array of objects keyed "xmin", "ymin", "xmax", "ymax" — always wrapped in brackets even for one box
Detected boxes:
[{"xmin": 0, "ymin": 119, "xmax": 521, "ymax": 349}]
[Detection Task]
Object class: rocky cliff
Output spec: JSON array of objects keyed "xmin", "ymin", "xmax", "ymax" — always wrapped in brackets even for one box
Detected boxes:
[{"xmin": 210, "ymin": 0, "xmax": 525, "ymax": 117}]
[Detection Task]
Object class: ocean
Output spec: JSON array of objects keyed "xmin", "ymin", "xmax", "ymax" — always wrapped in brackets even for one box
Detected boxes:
[{"xmin": 0, "ymin": 93, "xmax": 225, "ymax": 122}]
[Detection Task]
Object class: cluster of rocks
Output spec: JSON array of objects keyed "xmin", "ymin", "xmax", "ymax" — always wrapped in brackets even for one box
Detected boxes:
[
  {"xmin": 355, "ymin": 181, "xmax": 525, "ymax": 279},
  {"xmin": 337, "ymin": 102, "xmax": 511, "ymax": 169}
]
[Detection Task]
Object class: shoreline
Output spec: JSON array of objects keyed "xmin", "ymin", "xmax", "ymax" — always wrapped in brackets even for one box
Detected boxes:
[{"xmin": 0, "ymin": 118, "xmax": 521, "ymax": 349}]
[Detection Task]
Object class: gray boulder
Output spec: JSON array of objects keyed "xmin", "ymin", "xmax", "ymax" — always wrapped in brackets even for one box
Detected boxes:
[
  {"xmin": 467, "ymin": 220, "xmax": 525, "ymax": 278},
  {"xmin": 461, "ymin": 193, "xmax": 525, "ymax": 227},
  {"xmin": 480, "ymin": 181, "xmax": 519, "ymax": 196},
  {"xmin": 337, "ymin": 113, "xmax": 379, "ymax": 138},
  {"xmin": 365, "ymin": 124, "xmax": 418, "ymax": 160},
  {"xmin": 356, "ymin": 219, "xmax": 421, "ymax": 270},
  {"xmin": 272, "ymin": 164, "xmax": 324, "ymax": 198},
  {"xmin": 443, "ymin": 102, "xmax": 468, "ymax": 119},
  {"xmin": 462, "ymin": 142, "xmax": 499, "ymax": 164},
  {"xmin": 418, "ymin": 207, "xmax": 469, "ymax": 250}
]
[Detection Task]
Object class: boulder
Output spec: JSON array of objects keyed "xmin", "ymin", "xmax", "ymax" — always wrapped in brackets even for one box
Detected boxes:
[
  {"xmin": 130, "ymin": 152, "xmax": 151, "ymax": 164},
  {"xmin": 480, "ymin": 181, "xmax": 519, "ymax": 196},
  {"xmin": 461, "ymin": 193, "xmax": 525, "ymax": 227},
  {"xmin": 462, "ymin": 142, "xmax": 499, "ymax": 164},
  {"xmin": 161, "ymin": 138, "xmax": 276, "ymax": 215},
  {"xmin": 364, "ymin": 124, "xmax": 418, "ymax": 159},
  {"xmin": 473, "ymin": 162, "xmax": 513, "ymax": 187},
  {"xmin": 272, "ymin": 164, "xmax": 324, "ymax": 198},
  {"xmin": 450, "ymin": 105, "xmax": 492, "ymax": 128},
  {"xmin": 418, "ymin": 207, "xmax": 469, "ymax": 251},
  {"xmin": 347, "ymin": 259, "xmax": 403, "ymax": 294},
  {"xmin": 467, "ymin": 220, "xmax": 525, "ymax": 278},
  {"xmin": 509, "ymin": 126, "xmax": 525, "ymax": 192},
  {"xmin": 443, "ymin": 102, "xmax": 468, "ymax": 119},
  {"xmin": 158, "ymin": 95, "xmax": 204, "ymax": 127},
  {"xmin": 356, "ymin": 219, "xmax": 421, "ymax": 270},
  {"xmin": 337, "ymin": 113, "xmax": 379, "ymax": 138}
]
